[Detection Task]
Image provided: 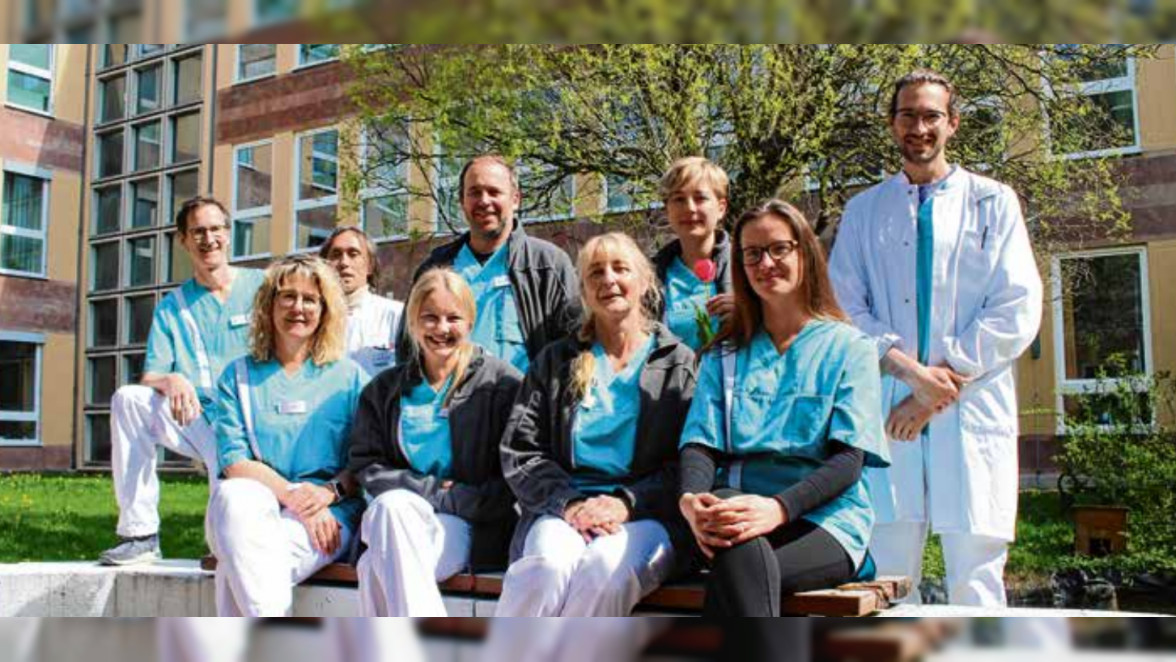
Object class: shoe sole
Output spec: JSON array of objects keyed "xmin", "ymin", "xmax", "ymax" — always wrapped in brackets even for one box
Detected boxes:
[{"xmin": 98, "ymin": 551, "xmax": 162, "ymax": 567}]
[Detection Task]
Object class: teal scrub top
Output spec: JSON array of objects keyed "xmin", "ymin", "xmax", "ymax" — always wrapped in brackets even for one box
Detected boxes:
[
  {"xmin": 663, "ymin": 257, "xmax": 718, "ymax": 352},
  {"xmin": 570, "ymin": 335, "xmax": 656, "ymax": 494},
  {"xmin": 453, "ymin": 242, "xmax": 529, "ymax": 373},
  {"xmin": 398, "ymin": 374, "xmax": 456, "ymax": 479},
  {"xmin": 215, "ymin": 356, "xmax": 369, "ymax": 532},
  {"xmin": 145, "ymin": 268, "xmax": 266, "ymax": 413},
  {"xmin": 678, "ymin": 320, "xmax": 890, "ymax": 567},
  {"xmin": 916, "ymin": 190, "xmax": 934, "ymax": 366}
]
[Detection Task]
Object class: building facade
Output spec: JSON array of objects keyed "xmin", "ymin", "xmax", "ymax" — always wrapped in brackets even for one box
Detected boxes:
[{"xmin": 0, "ymin": 43, "xmax": 1173, "ymax": 476}]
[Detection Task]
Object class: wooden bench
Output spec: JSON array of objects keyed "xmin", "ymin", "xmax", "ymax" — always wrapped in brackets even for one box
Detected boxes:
[{"xmin": 200, "ymin": 557, "xmax": 911, "ymax": 617}]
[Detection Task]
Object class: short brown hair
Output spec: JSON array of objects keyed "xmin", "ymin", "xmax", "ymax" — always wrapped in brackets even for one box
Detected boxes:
[
  {"xmin": 888, "ymin": 69, "xmax": 959, "ymax": 120},
  {"xmin": 318, "ymin": 226, "xmax": 383, "ymax": 289},
  {"xmin": 458, "ymin": 155, "xmax": 519, "ymax": 199},
  {"xmin": 175, "ymin": 196, "xmax": 229, "ymax": 236}
]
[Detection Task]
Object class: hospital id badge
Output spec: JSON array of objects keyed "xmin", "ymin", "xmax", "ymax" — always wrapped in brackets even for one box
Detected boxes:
[
  {"xmin": 277, "ymin": 400, "xmax": 308, "ymax": 415},
  {"xmin": 229, "ymin": 314, "xmax": 250, "ymax": 328},
  {"xmin": 372, "ymin": 348, "xmax": 393, "ymax": 367},
  {"xmin": 491, "ymin": 275, "xmax": 511, "ymax": 289},
  {"xmin": 439, "ymin": 408, "xmax": 450, "ymax": 419}
]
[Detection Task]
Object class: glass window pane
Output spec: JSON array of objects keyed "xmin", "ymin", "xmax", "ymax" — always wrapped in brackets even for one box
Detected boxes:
[
  {"xmin": 3, "ymin": 172, "xmax": 45, "ymax": 231},
  {"xmin": 139, "ymin": 45, "xmax": 165, "ymax": 57},
  {"xmin": 1091, "ymin": 90, "xmax": 1136, "ymax": 148},
  {"xmin": 10, "ymin": 45, "xmax": 50, "ymax": 70},
  {"xmin": 167, "ymin": 232, "xmax": 194, "ymax": 282},
  {"xmin": 235, "ymin": 143, "xmax": 272, "ymax": 210},
  {"xmin": 134, "ymin": 121, "xmax": 161, "ymax": 171},
  {"xmin": 7, "ymin": 70, "xmax": 52, "ymax": 113},
  {"xmin": 171, "ymin": 113, "xmax": 201, "ymax": 164},
  {"xmin": 130, "ymin": 178, "xmax": 159, "ymax": 229},
  {"xmin": 98, "ymin": 130, "xmax": 124, "ymax": 178},
  {"xmin": 256, "ymin": 0, "xmax": 297, "ymax": 23},
  {"xmin": 90, "ymin": 299, "xmax": 118, "ymax": 347},
  {"xmin": 125, "ymin": 295, "xmax": 155, "ymax": 344},
  {"xmin": 238, "ymin": 44, "xmax": 276, "ymax": 80},
  {"xmin": 124, "ymin": 353, "xmax": 146, "ymax": 385},
  {"xmin": 299, "ymin": 44, "xmax": 339, "ymax": 65},
  {"xmin": 94, "ymin": 185, "xmax": 122, "ymax": 234},
  {"xmin": 298, "ymin": 130, "xmax": 338, "ymax": 200},
  {"xmin": 87, "ymin": 414, "xmax": 111, "ymax": 463},
  {"xmin": 169, "ymin": 170, "xmax": 199, "ymax": 223},
  {"xmin": 296, "ymin": 206, "xmax": 336, "ymax": 250},
  {"xmin": 126, "ymin": 236, "xmax": 156, "ymax": 287},
  {"xmin": 0, "ymin": 341, "xmax": 36, "ymax": 413},
  {"xmin": 0, "ymin": 421, "xmax": 36, "ymax": 443},
  {"xmin": 135, "ymin": 64, "xmax": 161, "ymax": 114},
  {"xmin": 88, "ymin": 356, "xmax": 117, "ymax": 406},
  {"xmin": 99, "ymin": 75, "xmax": 126, "ymax": 123},
  {"xmin": 173, "ymin": 54, "xmax": 203, "ymax": 105},
  {"xmin": 232, "ymin": 214, "xmax": 270, "ymax": 258},
  {"xmin": 91, "ymin": 242, "xmax": 119, "ymax": 291},
  {"xmin": 110, "ymin": 13, "xmax": 141, "ymax": 44},
  {"xmin": 0, "ymin": 235, "xmax": 43, "ymax": 274},
  {"xmin": 1062, "ymin": 253, "xmax": 1146, "ymax": 380},
  {"xmin": 363, "ymin": 196, "xmax": 407, "ymax": 239},
  {"xmin": 102, "ymin": 45, "xmax": 129, "ymax": 68}
]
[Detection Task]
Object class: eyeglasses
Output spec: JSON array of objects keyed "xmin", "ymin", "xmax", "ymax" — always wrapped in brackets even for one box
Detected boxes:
[
  {"xmin": 187, "ymin": 224, "xmax": 229, "ymax": 240},
  {"xmin": 276, "ymin": 291, "xmax": 322, "ymax": 311},
  {"xmin": 741, "ymin": 240, "xmax": 799, "ymax": 266},
  {"xmin": 893, "ymin": 110, "xmax": 949, "ymax": 128}
]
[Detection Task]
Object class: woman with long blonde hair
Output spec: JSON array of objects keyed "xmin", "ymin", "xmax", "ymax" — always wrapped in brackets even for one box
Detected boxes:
[
  {"xmin": 677, "ymin": 200, "xmax": 890, "ymax": 617},
  {"xmin": 496, "ymin": 232, "xmax": 697, "ymax": 616},
  {"xmin": 349, "ymin": 268, "xmax": 524, "ymax": 616},
  {"xmin": 206, "ymin": 254, "xmax": 368, "ymax": 616}
]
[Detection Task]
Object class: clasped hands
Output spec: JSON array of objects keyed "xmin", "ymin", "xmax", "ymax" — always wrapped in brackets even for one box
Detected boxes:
[
  {"xmin": 887, "ymin": 363, "xmax": 968, "ymax": 441},
  {"xmin": 678, "ymin": 493, "xmax": 786, "ymax": 560},
  {"xmin": 281, "ymin": 482, "xmax": 341, "ymax": 555},
  {"xmin": 563, "ymin": 495, "xmax": 630, "ymax": 543}
]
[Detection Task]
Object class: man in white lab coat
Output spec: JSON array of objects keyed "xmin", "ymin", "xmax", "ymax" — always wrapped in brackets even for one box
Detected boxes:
[
  {"xmin": 319, "ymin": 227, "xmax": 404, "ymax": 377},
  {"xmin": 829, "ymin": 70, "xmax": 1043, "ymax": 606}
]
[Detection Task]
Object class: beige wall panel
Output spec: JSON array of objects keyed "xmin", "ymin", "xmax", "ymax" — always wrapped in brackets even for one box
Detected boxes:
[
  {"xmin": 1016, "ymin": 292, "xmax": 1059, "ymax": 437},
  {"xmin": 276, "ymin": 45, "xmax": 298, "ymax": 76},
  {"xmin": 40, "ymin": 332, "xmax": 77, "ymax": 447},
  {"xmin": 1137, "ymin": 46, "xmax": 1176, "ymax": 152},
  {"xmin": 1147, "ymin": 240, "xmax": 1176, "ymax": 425},
  {"xmin": 53, "ymin": 45, "xmax": 90, "ymax": 125},
  {"xmin": 215, "ymin": 45, "xmax": 238, "ymax": 90},
  {"xmin": 211, "ymin": 142, "xmax": 234, "ymax": 210},
  {"xmin": 269, "ymin": 132, "xmax": 295, "ymax": 255},
  {"xmin": 575, "ymin": 173, "xmax": 604, "ymax": 218},
  {"xmin": 45, "ymin": 170, "xmax": 82, "ymax": 282}
]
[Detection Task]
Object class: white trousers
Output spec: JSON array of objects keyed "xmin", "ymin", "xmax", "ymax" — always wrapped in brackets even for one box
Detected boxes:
[
  {"xmin": 324, "ymin": 619, "xmax": 426, "ymax": 662},
  {"xmin": 494, "ymin": 516, "xmax": 675, "ymax": 617},
  {"xmin": 356, "ymin": 489, "xmax": 472, "ymax": 617},
  {"xmin": 482, "ymin": 619, "xmax": 670, "ymax": 662},
  {"xmin": 111, "ymin": 384, "xmax": 219, "ymax": 538},
  {"xmin": 206, "ymin": 478, "xmax": 353, "ymax": 616},
  {"xmin": 1002, "ymin": 618, "xmax": 1073, "ymax": 650},
  {"xmin": 869, "ymin": 520, "xmax": 1009, "ymax": 607},
  {"xmin": 158, "ymin": 619, "xmax": 252, "ymax": 662}
]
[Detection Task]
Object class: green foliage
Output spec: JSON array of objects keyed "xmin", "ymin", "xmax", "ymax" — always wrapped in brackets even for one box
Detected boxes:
[
  {"xmin": 1056, "ymin": 362, "xmax": 1176, "ymax": 565},
  {"xmin": 344, "ymin": 44, "xmax": 1153, "ymax": 252}
]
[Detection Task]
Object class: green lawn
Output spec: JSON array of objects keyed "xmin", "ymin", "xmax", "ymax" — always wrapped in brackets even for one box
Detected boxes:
[{"xmin": 0, "ymin": 474, "xmax": 1106, "ymax": 578}]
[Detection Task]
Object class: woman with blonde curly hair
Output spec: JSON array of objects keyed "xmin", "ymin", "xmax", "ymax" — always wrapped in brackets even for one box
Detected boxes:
[
  {"xmin": 206, "ymin": 254, "xmax": 369, "ymax": 616},
  {"xmin": 496, "ymin": 232, "xmax": 697, "ymax": 616}
]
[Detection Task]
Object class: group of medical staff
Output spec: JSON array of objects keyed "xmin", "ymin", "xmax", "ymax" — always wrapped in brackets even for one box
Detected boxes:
[{"xmin": 96, "ymin": 68, "xmax": 1043, "ymax": 622}]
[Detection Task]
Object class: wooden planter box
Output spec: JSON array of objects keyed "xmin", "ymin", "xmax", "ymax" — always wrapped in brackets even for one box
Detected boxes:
[{"xmin": 1072, "ymin": 505, "xmax": 1128, "ymax": 557}]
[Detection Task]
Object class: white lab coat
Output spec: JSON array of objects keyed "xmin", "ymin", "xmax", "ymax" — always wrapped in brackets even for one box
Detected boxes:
[
  {"xmin": 829, "ymin": 167, "xmax": 1043, "ymax": 541},
  {"xmin": 346, "ymin": 288, "xmax": 404, "ymax": 377}
]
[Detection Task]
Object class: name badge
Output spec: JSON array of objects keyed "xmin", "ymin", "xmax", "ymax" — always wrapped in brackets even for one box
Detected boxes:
[
  {"xmin": 439, "ymin": 408, "xmax": 450, "ymax": 419},
  {"xmin": 372, "ymin": 350, "xmax": 394, "ymax": 367},
  {"xmin": 229, "ymin": 314, "xmax": 250, "ymax": 328},
  {"xmin": 491, "ymin": 275, "xmax": 511, "ymax": 289},
  {"xmin": 277, "ymin": 400, "xmax": 308, "ymax": 415}
]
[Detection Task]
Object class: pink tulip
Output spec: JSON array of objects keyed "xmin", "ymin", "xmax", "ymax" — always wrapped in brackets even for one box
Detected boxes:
[{"xmin": 694, "ymin": 258, "xmax": 717, "ymax": 283}]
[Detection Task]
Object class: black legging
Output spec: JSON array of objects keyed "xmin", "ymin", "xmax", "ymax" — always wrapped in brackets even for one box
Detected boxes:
[{"xmin": 702, "ymin": 489, "xmax": 855, "ymax": 617}]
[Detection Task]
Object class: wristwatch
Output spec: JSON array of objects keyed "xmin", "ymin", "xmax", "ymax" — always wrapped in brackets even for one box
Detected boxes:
[{"xmin": 326, "ymin": 479, "xmax": 345, "ymax": 504}]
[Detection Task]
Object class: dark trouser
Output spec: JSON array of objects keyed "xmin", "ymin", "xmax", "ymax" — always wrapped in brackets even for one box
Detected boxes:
[{"xmin": 702, "ymin": 490, "xmax": 855, "ymax": 617}]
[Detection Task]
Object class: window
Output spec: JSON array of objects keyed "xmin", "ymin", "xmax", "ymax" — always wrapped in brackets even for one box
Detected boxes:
[
  {"xmin": 298, "ymin": 44, "xmax": 340, "ymax": 67},
  {"xmin": 294, "ymin": 128, "xmax": 339, "ymax": 250},
  {"xmin": 137, "ymin": 45, "xmax": 165, "ymax": 57},
  {"xmin": 134, "ymin": 63, "xmax": 162, "ymax": 115},
  {"xmin": 125, "ymin": 294, "xmax": 155, "ymax": 345},
  {"xmin": 91, "ymin": 242, "xmax": 120, "ymax": 291},
  {"xmin": 433, "ymin": 152, "xmax": 463, "ymax": 233},
  {"xmin": 0, "ymin": 334, "xmax": 42, "ymax": 446},
  {"xmin": 129, "ymin": 178, "xmax": 159, "ymax": 229},
  {"xmin": 361, "ymin": 129, "xmax": 410, "ymax": 240},
  {"xmin": 90, "ymin": 298, "xmax": 119, "ymax": 347},
  {"xmin": 167, "ymin": 169, "xmax": 198, "ymax": 223},
  {"xmin": 237, "ymin": 44, "xmax": 276, "ymax": 82},
  {"xmin": 94, "ymin": 185, "xmax": 122, "ymax": 235},
  {"xmin": 102, "ymin": 45, "xmax": 129, "ymax": 69},
  {"xmin": 165, "ymin": 231, "xmax": 193, "ymax": 283},
  {"xmin": 1, "ymin": 170, "xmax": 49, "ymax": 277},
  {"xmin": 518, "ymin": 162, "xmax": 576, "ymax": 224},
  {"xmin": 255, "ymin": 0, "xmax": 298, "ymax": 25},
  {"xmin": 87, "ymin": 355, "xmax": 117, "ymax": 406},
  {"xmin": 1049, "ymin": 49, "xmax": 1139, "ymax": 158},
  {"xmin": 232, "ymin": 141, "xmax": 273, "ymax": 259},
  {"xmin": 170, "ymin": 112, "xmax": 201, "ymax": 164},
  {"xmin": 97, "ymin": 129, "xmax": 125, "ymax": 179},
  {"xmin": 126, "ymin": 235, "xmax": 156, "ymax": 287},
  {"xmin": 172, "ymin": 53, "xmax": 203, "ymax": 105},
  {"xmin": 1053, "ymin": 248, "xmax": 1153, "ymax": 431},
  {"xmin": 6, "ymin": 45, "xmax": 53, "ymax": 114},
  {"xmin": 133, "ymin": 121, "xmax": 162, "ymax": 171},
  {"xmin": 99, "ymin": 74, "xmax": 126, "ymax": 123}
]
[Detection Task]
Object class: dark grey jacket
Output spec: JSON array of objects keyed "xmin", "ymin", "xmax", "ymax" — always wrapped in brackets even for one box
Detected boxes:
[
  {"xmin": 395, "ymin": 226, "xmax": 582, "ymax": 364},
  {"xmin": 349, "ymin": 347, "xmax": 524, "ymax": 571},
  {"xmin": 651, "ymin": 231, "xmax": 734, "ymax": 320},
  {"xmin": 500, "ymin": 324, "xmax": 698, "ymax": 576}
]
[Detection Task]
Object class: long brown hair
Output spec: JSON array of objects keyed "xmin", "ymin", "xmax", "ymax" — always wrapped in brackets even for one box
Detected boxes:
[{"xmin": 707, "ymin": 199, "xmax": 847, "ymax": 351}]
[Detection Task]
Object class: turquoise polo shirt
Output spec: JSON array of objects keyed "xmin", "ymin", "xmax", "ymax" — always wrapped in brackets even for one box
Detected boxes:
[{"xmin": 453, "ymin": 243, "xmax": 529, "ymax": 373}]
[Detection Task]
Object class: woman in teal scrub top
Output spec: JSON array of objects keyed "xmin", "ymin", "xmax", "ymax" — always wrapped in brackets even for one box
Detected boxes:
[
  {"xmin": 678, "ymin": 200, "xmax": 890, "ymax": 617},
  {"xmin": 207, "ymin": 255, "xmax": 367, "ymax": 617}
]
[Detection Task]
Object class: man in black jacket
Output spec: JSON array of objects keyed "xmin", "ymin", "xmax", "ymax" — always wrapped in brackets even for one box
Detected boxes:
[{"xmin": 395, "ymin": 155, "xmax": 580, "ymax": 370}]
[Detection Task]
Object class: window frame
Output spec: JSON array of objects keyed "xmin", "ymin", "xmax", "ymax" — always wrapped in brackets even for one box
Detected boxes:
[
  {"xmin": 5, "ymin": 44, "xmax": 55, "ymax": 117},
  {"xmin": 359, "ymin": 128, "xmax": 411, "ymax": 242},
  {"xmin": 1051, "ymin": 246, "xmax": 1154, "ymax": 434},
  {"xmin": 231, "ymin": 139, "xmax": 275, "ymax": 261},
  {"xmin": 291, "ymin": 126, "xmax": 340, "ymax": 252},
  {"xmin": 517, "ymin": 161, "xmax": 577, "ymax": 225},
  {"xmin": 1047, "ymin": 55, "xmax": 1142, "ymax": 160},
  {"xmin": 0, "ymin": 330, "xmax": 44, "ymax": 447},
  {"xmin": 295, "ymin": 44, "xmax": 340, "ymax": 70},
  {"xmin": 0, "ymin": 163, "xmax": 51, "ymax": 279},
  {"xmin": 235, "ymin": 44, "xmax": 277, "ymax": 84}
]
